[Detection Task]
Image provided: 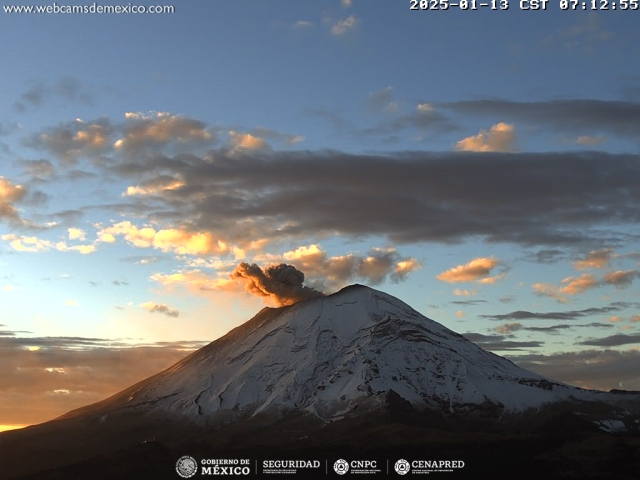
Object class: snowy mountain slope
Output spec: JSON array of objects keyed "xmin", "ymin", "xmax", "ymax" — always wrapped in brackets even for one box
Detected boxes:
[{"xmin": 67, "ymin": 284, "xmax": 625, "ymax": 423}]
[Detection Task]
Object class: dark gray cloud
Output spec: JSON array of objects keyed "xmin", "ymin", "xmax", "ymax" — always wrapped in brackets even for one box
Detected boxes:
[
  {"xmin": 101, "ymin": 149, "xmax": 640, "ymax": 249},
  {"xmin": 480, "ymin": 303, "xmax": 637, "ymax": 321},
  {"xmin": 509, "ymin": 348, "xmax": 640, "ymax": 391},
  {"xmin": 462, "ymin": 332, "xmax": 543, "ymax": 351},
  {"xmin": 525, "ymin": 249, "xmax": 565, "ymax": 264},
  {"xmin": 442, "ymin": 99, "xmax": 640, "ymax": 139},
  {"xmin": 14, "ymin": 77, "xmax": 93, "ymax": 112},
  {"xmin": 578, "ymin": 334, "xmax": 640, "ymax": 347},
  {"xmin": 450, "ymin": 300, "xmax": 488, "ymax": 306},
  {"xmin": 16, "ymin": 159, "xmax": 57, "ymax": 181}
]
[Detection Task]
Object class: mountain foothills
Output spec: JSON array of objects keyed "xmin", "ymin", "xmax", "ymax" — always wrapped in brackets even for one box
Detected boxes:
[{"xmin": 1, "ymin": 285, "xmax": 639, "ymax": 479}]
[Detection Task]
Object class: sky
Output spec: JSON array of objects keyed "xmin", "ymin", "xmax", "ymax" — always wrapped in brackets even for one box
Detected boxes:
[{"xmin": 1, "ymin": 1, "xmax": 640, "ymax": 431}]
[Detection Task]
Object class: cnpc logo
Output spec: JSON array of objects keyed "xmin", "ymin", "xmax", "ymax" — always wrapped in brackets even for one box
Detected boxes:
[{"xmin": 334, "ymin": 459, "xmax": 378, "ymax": 475}]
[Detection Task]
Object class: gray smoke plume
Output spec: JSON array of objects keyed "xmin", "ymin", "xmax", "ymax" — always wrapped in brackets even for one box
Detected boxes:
[{"xmin": 232, "ymin": 262, "xmax": 324, "ymax": 306}]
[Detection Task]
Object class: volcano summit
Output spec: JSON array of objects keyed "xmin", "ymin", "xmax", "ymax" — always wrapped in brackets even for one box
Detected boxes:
[{"xmin": 2, "ymin": 285, "xmax": 639, "ymax": 479}]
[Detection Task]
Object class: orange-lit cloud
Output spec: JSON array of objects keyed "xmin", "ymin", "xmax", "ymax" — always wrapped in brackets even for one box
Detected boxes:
[
  {"xmin": 575, "ymin": 135, "xmax": 605, "ymax": 146},
  {"xmin": 97, "ymin": 221, "xmax": 237, "ymax": 256},
  {"xmin": 531, "ymin": 283, "xmax": 570, "ymax": 303},
  {"xmin": 455, "ymin": 122, "xmax": 516, "ymax": 152},
  {"xmin": 437, "ymin": 257, "xmax": 500, "ymax": 284},
  {"xmin": 67, "ymin": 228, "xmax": 86, "ymax": 241},
  {"xmin": 602, "ymin": 270, "xmax": 639, "ymax": 289},
  {"xmin": 150, "ymin": 270, "xmax": 235, "ymax": 292},
  {"xmin": 0, "ymin": 177, "xmax": 27, "ymax": 221},
  {"xmin": 228, "ymin": 131, "xmax": 269, "ymax": 151},
  {"xmin": 572, "ymin": 248, "xmax": 613, "ymax": 270},
  {"xmin": 559, "ymin": 273, "xmax": 599, "ymax": 295},
  {"xmin": 532, "ymin": 272, "xmax": 617, "ymax": 302},
  {"xmin": 124, "ymin": 176, "xmax": 185, "ymax": 197}
]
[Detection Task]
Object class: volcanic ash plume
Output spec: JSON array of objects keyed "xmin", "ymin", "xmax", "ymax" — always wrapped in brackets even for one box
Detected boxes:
[{"xmin": 232, "ymin": 262, "xmax": 324, "ymax": 306}]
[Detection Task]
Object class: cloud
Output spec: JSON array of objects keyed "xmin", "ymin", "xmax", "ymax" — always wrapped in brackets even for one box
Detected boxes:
[
  {"xmin": 534, "ymin": 271, "xmax": 638, "ymax": 302},
  {"xmin": 115, "ymin": 112, "xmax": 213, "ymax": 155},
  {"xmin": 1, "ymin": 234, "xmax": 52, "ymax": 252},
  {"xmin": 250, "ymin": 127, "xmax": 304, "ymax": 146},
  {"xmin": 436, "ymin": 257, "xmax": 500, "ymax": 283},
  {"xmin": 0, "ymin": 177, "xmax": 27, "ymax": 222},
  {"xmin": 17, "ymin": 159, "xmax": 57, "ymax": 181},
  {"xmin": 575, "ymin": 135, "xmax": 606, "ymax": 146},
  {"xmin": 602, "ymin": 270, "xmax": 640, "ymax": 289},
  {"xmin": 480, "ymin": 303, "xmax": 637, "ymax": 321},
  {"xmin": 509, "ymin": 349, "xmax": 640, "ymax": 391},
  {"xmin": 417, "ymin": 103, "xmax": 435, "ymax": 113},
  {"xmin": 454, "ymin": 289, "xmax": 477, "ymax": 296},
  {"xmin": 228, "ymin": 131, "xmax": 269, "ymax": 151},
  {"xmin": 630, "ymin": 316, "xmax": 640, "ymax": 323},
  {"xmin": 123, "ymin": 175, "xmax": 185, "ymax": 197},
  {"xmin": 331, "ymin": 15, "xmax": 357, "ymax": 35},
  {"xmin": 0, "ymin": 335, "xmax": 206, "ymax": 425},
  {"xmin": 520, "ymin": 324, "xmax": 573, "ymax": 333},
  {"xmin": 455, "ymin": 122, "xmax": 516, "ymax": 152},
  {"xmin": 368, "ymin": 87, "xmax": 399, "ymax": 113},
  {"xmin": 230, "ymin": 262, "xmax": 323, "ymax": 306},
  {"xmin": 494, "ymin": 323, "xmax": 523, "ymax": 334},
  {"xmin": 526, "ymin": 249, "xmax": 565, "ymax": 264},
  {"xmin": 1, "ymin": 234, "xmax": 96, "ymax": 255},
  {"xmin": 578, "ymin": 334, "xmax": 640, "ymax": 347},
  {"xmin": 14, "ymin": 77, "xmax": 92, "ymax": 112},
  {"xmin": 559, "ymin": 273, "xmax": 599, "ymax": 295},
  {"xmin": 140, "ymin": 302, "xmax": 180, "ymax": 318},
  {"xmin": 277, "ymin": 244, "xmax": 420, "ymax": 289},
  {"xmin": 97, "ymin": 221, "xmax": 237, "ymax": 256},
  {"xmin": 293, "ymin": 20, "xmax": 313, "ymax": 29},
  {"xmin": 25, "ymin": 117, "xmax": 640, "ymax": 249},
  {"xmin": 25, "ymin": 118, "xmax": 113, "ymax": 164},
  {"xmin": 572, "ymin": 248, "xmax": 613, "ymax": 270},
  {"xmin": 342, "ymin": 0, "xmax": 352, "ymax": 6},
  {"xmin": 463, "ymin": 333, "xmax": 542, "ymax": 351},
  {"xmin": 67, "ymin": 228, "xmax": 86, "ymax": 241},
  {"xmin": 442, "ymin": 98, "xmax": 640, "ymax": 139},
  {"xmin": 450, "ymin": 299, "xmax": 486, "ymax": 306}
]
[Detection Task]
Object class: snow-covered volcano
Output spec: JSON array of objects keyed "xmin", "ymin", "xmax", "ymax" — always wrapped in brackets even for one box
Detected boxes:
[{"xmin": 68, "ymin": 284, "xmax": 622, "ymax": 423}]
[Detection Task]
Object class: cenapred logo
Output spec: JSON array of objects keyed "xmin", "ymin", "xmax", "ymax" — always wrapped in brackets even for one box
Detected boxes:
[
  {"xmin": 176, "ymin": 456, "xmax": 198, "ymax": 478},
  {"xmin": 395, "ymin": 459, "xmax": 410, "ymax": 475},
  {"xmin": 334, "ymin": 459, "xmax": 350, "ymax": 475}
]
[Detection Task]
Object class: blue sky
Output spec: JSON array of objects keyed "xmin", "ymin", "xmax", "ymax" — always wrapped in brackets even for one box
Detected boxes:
[{"xmin": 1, "ymin": 1, "xmax": 640, "ymax": 429}]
